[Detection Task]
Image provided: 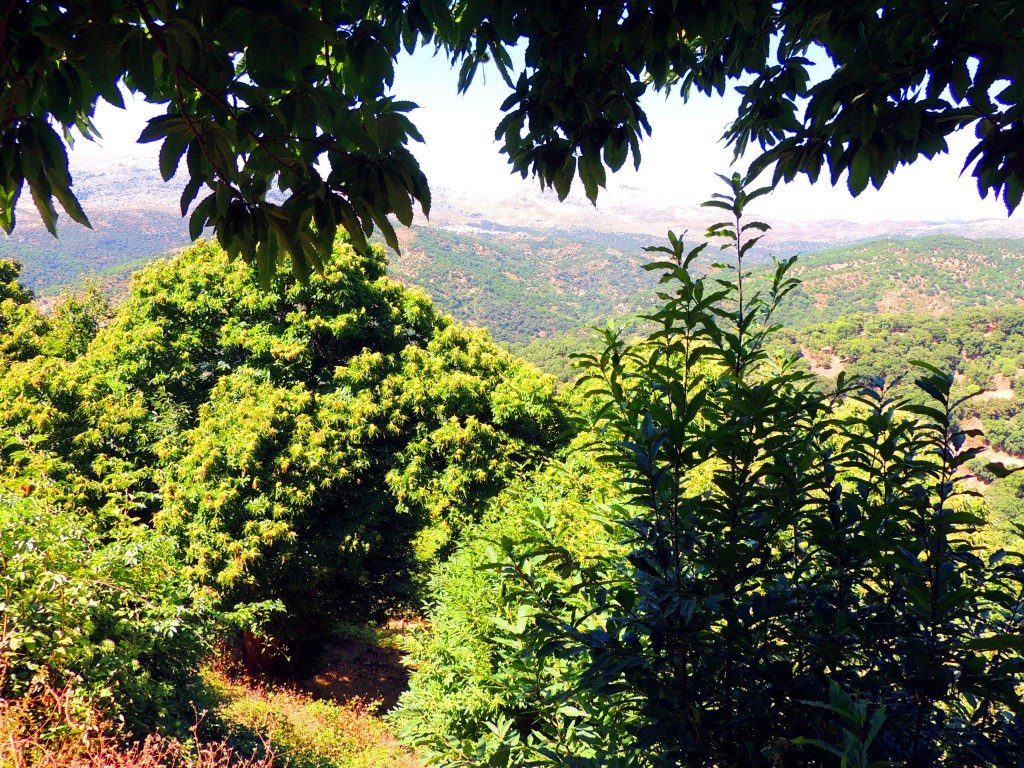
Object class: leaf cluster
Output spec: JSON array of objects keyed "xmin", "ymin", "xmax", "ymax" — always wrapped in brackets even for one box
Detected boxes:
[
  {"xmin": 1, "ymin": 0, "xmax": 437, "ymax": 282},
  {"xmin": 390, "ymin": 442, "xmax": 624, "ymax": 767}
]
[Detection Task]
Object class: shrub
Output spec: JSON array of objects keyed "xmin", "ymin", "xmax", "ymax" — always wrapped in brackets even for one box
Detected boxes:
[
  {"xmin": 145, "ymin": 240, "xmax": 567, "ymax": 639},
  {"xmin": 0, "ymin": 681, "xmax": 278, "ymax": 768},
  {"xmin": 390, "ymin": 442, "xmax": 620, "ymax": 765},
  {"xmin": 0, "ymin": 489, "xmax": 214, "ymax": 733}
]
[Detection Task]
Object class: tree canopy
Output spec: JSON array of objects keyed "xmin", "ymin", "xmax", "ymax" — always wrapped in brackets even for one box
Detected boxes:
[
  {"xmin": 2, "ymin": 0, "xmax": 1022, "ymax": 284},
  {"xmin": 0, "ymin": 239, "xmax": 566, "ymax": 644}
]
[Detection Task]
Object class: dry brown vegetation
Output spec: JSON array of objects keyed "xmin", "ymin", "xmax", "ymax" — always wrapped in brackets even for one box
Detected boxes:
[
  {"xmin": 799, "ymin": 347, "xmax": 846, "ymax": 378},
  {"xmin": 0, "ymin": 638, "xmax": 421, "ymax": 768},
  {"xmin": 0, "ymin": 683, "xmax": 277, "ymax": 768}
]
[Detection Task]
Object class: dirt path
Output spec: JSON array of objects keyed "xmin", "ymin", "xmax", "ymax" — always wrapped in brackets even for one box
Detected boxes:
[{"xmin": 300, "ymin": 635, "xmax": 411, "ymax": 713}]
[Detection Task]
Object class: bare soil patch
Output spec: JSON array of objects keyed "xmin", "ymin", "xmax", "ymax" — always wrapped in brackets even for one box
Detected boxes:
[
  {"xmin": 974, "ymin": 373, "xmax": 1016, "ymax": 401},
  {"xmin": 300, "ymin": 636, "xmax": 410, "ymax": 713},
  {"xmin": 800, "ymin": 347, "xmax": 846, "ymax": 379}
]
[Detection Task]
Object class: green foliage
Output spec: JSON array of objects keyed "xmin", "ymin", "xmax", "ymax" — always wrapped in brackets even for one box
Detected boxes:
[
  {"xmin": 448, "ymin": 1, "xmax": 1024, "ymax": 212},
  {"xmin": 43, "ymin": 280, "xmax": 113, "ymax": 359},
  {"xmin": 979, "ymin": 472, "xmax": 1024, "ymax": 550},
  {"xmin": 0, "ymin": 487, "xmax": 212, "ymax": 732},
  {"xmin": 0, "ymin": 0, "xmax": 433, "ymax": 278},
  {"xmin": 397, "ymin": 180, "xmax": 1024, "ymax": 766},
  {"xmin": 144, "ymin": 243, "xmax": 564, "ymax": 635},
  {"xmin": 507, "ymin": 330, "xmax": 605, "ymax": 383},
  {"xmin": 0, "ymin": 208, "xmax": 193, "ymax": 293},
  {"xmin": 778, "ymin": 274, "xmax": 1024, "ymax": 548},
  {"xmin": 390, "ymin": 441, "xmax": 621, "ymax": 766},
  {"xmin": 784, "ymin": 304, "xmax": 1024, "ymax": 493},
  {"xmin": 791, "ymin": 683, "xmax": 888, "ymax": 768},
  {"xmin": 0, "ymin": 237, "xmax": 566, "ymax": 644},
  {"xmin": 0, "ymin": 260, "xmax": 48, "ymax": 363},
  {"xmin": 4, "ymin": 2, "xmax": 1023, "ymax": 284},
  {"xmin": 0, "ymin": 260, "xmax": 33, "ymax": 305}
]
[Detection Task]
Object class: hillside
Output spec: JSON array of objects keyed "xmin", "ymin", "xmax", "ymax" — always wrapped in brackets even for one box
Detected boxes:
[
  {"xmin": 0, "ymin": 207, "xmax": 192, "ymax": 292},
  {"xmin": 771, "ymin": 235, "xmax": 1024, "ymax": 328},
  {"xmin": 8, "ymin": 191, "xmax": 1024, "ymax": 383},
  {"xmin": 8, "ymin": 157, "xmax": 1023, "ymax": 322},
  {"xmin": 388, "ymin": 226, "xmax": 663, "ymax": 344},
  {"xmin": 503, "ymin": 233, "xmax": 1024, "ymax": 379}
]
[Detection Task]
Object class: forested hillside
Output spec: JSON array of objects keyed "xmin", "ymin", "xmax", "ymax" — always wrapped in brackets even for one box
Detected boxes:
[
  {"xmin": 14, "ymin": 216, "xmax": 1024, "ymax": 379},
  {"xmin": 392, "ymin": 231, "xmax": 1024, "ymax": 380},
  {"xmin": 772, "ymin": 235, "xmax": 1024, "ymax": 328},
  {"xmin": 388, "ymin": 226, "xmax": 661, "ymax": 343},
  {"xmin": 0, "ymin": 208, "xmax": 193, "ymax": 292},
  {"xmin": 7, "ymin": 213, "xmax": 673, "ymax": 338}
]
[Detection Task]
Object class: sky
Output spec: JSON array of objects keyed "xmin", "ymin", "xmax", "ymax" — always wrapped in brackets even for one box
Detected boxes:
[{"xmin": 72, "ymin": 46, "xmax": 1018, "ymax": 225}]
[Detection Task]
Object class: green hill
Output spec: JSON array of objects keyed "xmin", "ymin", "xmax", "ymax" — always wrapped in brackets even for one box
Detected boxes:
[
  {"xmin": 769, "ymin": 235, "xmax": 1024, "ymax": 328},
  {"xmin": 387, "ymin": 226, "xmax": 663, "ymax": 344},
  {"xmin": 14, "ymin": 213, "xmax": 1024, "ymax": 383}
]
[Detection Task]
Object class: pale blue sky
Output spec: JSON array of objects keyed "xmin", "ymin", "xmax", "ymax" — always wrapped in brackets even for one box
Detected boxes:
[{"xmin": 73, "ymin": 46, "xmax": 1017, "ymax": 224}]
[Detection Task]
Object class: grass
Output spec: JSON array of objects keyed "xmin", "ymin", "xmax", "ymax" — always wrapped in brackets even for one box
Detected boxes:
[
  {"xmin": 0, "ymin": 681, "xmax": 277, "ymax": 768},
  {"xmin": 202, "ymin": 666, "xmax": 421, "ymax": 768}
]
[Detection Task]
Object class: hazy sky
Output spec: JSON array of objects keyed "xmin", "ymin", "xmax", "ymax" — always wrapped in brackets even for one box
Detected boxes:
[{"xmin": 73, "ymin": 47, "xmax": 1018, "ymax": 225}]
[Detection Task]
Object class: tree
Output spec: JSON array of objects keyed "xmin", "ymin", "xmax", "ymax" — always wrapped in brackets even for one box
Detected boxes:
[
  {"xmin": 393, "ymin": 180, "xmax": 1024, "ymax": 768},
  {"xmin": 2, "ymin": 1, "xmax": 1022, "ymax": 284},
  {"xmin": 0, "ymin": 237, "xmax": 567, "ymax": 641}
]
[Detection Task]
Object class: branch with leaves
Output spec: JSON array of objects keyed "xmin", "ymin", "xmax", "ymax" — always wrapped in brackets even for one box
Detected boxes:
[{"xmin": 2, "ymin": 1, "xmax": 1023, "ymax": 288}]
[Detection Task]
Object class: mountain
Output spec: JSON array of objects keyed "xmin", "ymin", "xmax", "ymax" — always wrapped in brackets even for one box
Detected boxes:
[
  {"xmin": 426, "ymin": 183, "xmax": 1024, "ymax": 247},
  {"xmin": 389, "ymin": 226, "xmax": 662, "ymax": 344},
  {"xmin": 7, "ymin": 151, "xmax": 1022, "ymax": 297},
  {"xmin": 6, "ymin": 153, "xmax": 1024, "ymax": 377}
]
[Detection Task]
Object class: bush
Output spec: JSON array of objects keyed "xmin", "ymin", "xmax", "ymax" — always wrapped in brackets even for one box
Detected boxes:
[
  {"xmin": 0, "ymin": 489, "xmax": 214, "ymax": 733},
  {"xmin": 390, "ymin": 443, "xmax": 620, "ymax": 765}
]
